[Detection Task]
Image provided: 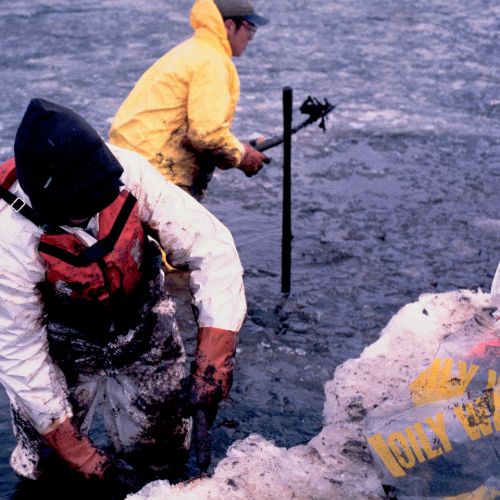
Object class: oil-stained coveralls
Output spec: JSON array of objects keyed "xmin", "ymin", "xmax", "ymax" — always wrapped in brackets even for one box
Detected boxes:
[
  {"xmin": 109, "ymin": 0, "xmax": 268, "ymax": 200},
  {"xmin": 0, "ymin": 99, "xmax": 246, "ymax": 485}
]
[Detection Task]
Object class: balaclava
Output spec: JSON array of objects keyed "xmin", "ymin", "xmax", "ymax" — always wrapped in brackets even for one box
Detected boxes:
[{"xmin": 14, "ymin": 98, "xmax": 123, "ymax": 224}]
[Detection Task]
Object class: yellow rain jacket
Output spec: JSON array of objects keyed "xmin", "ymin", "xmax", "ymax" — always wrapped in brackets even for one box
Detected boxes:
[{"xmin": 109, "ymin": 0, "xmax": 245, "ymax": 197}]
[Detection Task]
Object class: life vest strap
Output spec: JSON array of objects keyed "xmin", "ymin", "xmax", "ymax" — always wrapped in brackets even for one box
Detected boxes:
[
  {"xmin": 38, "ymin": 192, "xmax": 137, "ymax": 266},
  {"xmin": 0, "ymin": 183, "xmax": 40, "ymax": 226}
]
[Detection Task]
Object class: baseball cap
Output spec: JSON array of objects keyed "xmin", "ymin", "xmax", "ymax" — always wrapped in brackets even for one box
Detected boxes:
[{"xmin": 214, "ymin": 0, "xmax": 269, "ymax": 26}]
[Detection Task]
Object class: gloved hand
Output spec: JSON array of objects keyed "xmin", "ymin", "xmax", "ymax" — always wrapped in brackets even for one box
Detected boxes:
[
  {"xmin": 178, "ymin": 327, "xmax": 236, "ymax": 471},
  {"xmin": 42, "ymin": 417, "xmax": 107, "ymax": 479},
  {"xmin": 238, "ymin": 144, "xmax": 270, "ymax": 177},
  {"xmin": 178, "ymin": 373, "xmax": 221, "ymax": 418},
  {"xmin": 44, "ymin": 418, "xmax": 144, "ymax": 493},
  {"xmin": 178, "ymin": 327, "xmax": 239, "ymax": 470},
  {"xmin": 193, "ymin": 326, "xmax": 239, "ymax": 401},
  {"xmin": 179, "ymin": 327, "xmax": 238, "ymax": 414}
]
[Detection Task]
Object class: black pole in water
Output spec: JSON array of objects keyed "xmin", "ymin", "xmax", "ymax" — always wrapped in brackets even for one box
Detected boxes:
[{"xmin": 282, "ymin": 86, "xmax": 293, "ymax": 294}]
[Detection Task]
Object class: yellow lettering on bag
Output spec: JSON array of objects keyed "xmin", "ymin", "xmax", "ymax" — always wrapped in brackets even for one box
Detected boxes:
[
  {"xmin": 410, "ymin": 359, "xmax": 479, "ymax": 406},
  {"xmin": 410, "ymin": 358, "xmax": 449, "ymax": 406},
  {"xmin": 366, "ymin": 434, "xmax": 406, "ymax": 477},
  {"xmin": 404, "ymin": 426, "xmax": 426, "ymax": 463},
  {"xmin": 457, "ymin": 360, "xmax": 479, "ymax": 393},
  {"xmin": 387, "ymin": 432, "xmax": 416, "ymax": 469},
  {"xmin": 425, "ymin": 412, "xmax": 452, "ymax": 453},
  {"xmin": 414, "ymin": 422, "xmax": 443, "ymax": 459},
  {"xmin": 453, "ymin": 395, "xmax": 494, "ymax": 440},
  {"xmin": 486, "ymin": 369, "xmax": 498, "ymax": 389},
  {"xmin": 493, "ymin": 387, "xmax": 500, "ymax": 431}
]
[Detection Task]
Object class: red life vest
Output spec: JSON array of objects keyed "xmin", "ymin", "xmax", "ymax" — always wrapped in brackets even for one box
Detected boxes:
[{"xmin": 0, "ymin": 158, "xmax": 146, "ymax": 308}]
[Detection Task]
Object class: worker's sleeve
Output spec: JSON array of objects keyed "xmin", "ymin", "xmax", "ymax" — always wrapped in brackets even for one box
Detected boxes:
[
  {"xmin": 0, "ymin": 210, "xmax": 72, "ymax": 434},
  {"xmin": 186, "ymin": 58, "xmax": 245, "ymax": 169},
  {"xmin": 114, "ymin": 146, "xmax": 247, "ymax": 331}
]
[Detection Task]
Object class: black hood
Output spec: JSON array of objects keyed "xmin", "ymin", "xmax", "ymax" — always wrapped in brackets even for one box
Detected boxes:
[{"xmin": 14, "ymin": 98, "xmax": 123, "ymax": 224}]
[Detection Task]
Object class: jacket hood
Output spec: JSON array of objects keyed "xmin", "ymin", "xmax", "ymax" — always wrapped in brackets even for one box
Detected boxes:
[
  {"xmin": 190, "ymin": 0, "xmax": 232, "ymax": 56},
  {"xmin": 14, "ymin": 98, "xmax": 123, "ymax": 224}
]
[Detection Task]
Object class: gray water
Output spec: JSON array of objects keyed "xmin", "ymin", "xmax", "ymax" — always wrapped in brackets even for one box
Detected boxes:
[{"xmin": 0, "ymin": 0, "xmax": 499, "ymax": 497}]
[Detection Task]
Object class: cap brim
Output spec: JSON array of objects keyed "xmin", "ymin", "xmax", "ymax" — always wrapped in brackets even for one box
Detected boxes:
[{"xmin": 244, "ymin": 13, "xmax": 269, "ymax": 26}]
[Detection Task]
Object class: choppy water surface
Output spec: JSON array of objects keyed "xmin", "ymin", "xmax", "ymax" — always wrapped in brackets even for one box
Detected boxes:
[{"xmin": 0, "ymin": 0, "xmax": 499, "ymax": 497}]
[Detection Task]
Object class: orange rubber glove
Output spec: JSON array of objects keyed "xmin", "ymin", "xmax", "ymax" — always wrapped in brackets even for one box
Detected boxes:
[
  {"xmin": 193, "ymin": 327, "xmax": 239, "ymax": 402},
  {"xmin": 43, "ymin": 417, "xmax": 107, "ymax": 479},
  {"xmin": 238, "ymin": 144, "xmax": 270, "ymax": 177},
  {"xmin": 178, "ymin": 328, "xmax": 238, "ymax": 470}
]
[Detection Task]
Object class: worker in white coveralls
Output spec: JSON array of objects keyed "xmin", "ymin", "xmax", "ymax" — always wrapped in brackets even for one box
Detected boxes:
[{"xmin": 0, "ymin": 98, "xmax": 246, "ymax": 494}]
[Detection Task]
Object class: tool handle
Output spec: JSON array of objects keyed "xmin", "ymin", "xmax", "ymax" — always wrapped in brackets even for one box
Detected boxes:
[{"xmin": 193, "ymin": 408, "xmax": 211, "ymax": 471}]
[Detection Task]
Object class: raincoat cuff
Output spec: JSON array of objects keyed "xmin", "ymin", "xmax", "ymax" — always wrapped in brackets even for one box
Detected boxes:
[{"xmin": 235, "ymin": 140, "xmax": 246, "ymax": 165}]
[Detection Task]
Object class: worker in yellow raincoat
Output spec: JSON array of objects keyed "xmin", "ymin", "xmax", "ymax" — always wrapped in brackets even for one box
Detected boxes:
[{"xmin": 109, "ymin": 0, "xmax": 270, "ymax": 201}]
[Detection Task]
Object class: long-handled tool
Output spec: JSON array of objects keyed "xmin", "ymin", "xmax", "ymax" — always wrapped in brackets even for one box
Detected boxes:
[{"xmin": 193, "ymin": 408, "xmax": 212, "ymax": 471}]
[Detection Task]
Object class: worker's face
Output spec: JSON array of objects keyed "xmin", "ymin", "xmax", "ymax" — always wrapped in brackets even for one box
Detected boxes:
[{"xmin": 225, "ymin": 19, "xmax": 257, "ymax": 57}]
